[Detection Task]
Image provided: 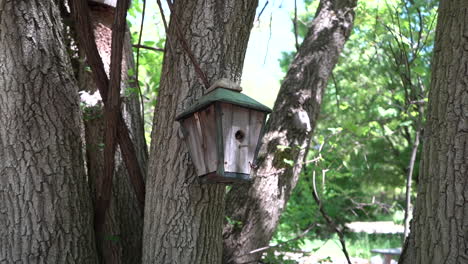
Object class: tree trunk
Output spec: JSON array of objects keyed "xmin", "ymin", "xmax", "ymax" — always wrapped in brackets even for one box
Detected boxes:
[
  {"xmin": 141, "ymin": 1, "xmax": 258, "ymax": 263},
  {"xmin": 223, "ymin": 0, "xmax": 357, "ymax": 263},
  {"xmin": 399, "ymin": 1, "xmax": 468, "ymax": 263},
  {"xmin": 79, "ymin": 3, "xmax": 147, "ymax": 263},
  {"xmin": 0, "ymin": 1, "xmax": 98, "ymax": 263}
]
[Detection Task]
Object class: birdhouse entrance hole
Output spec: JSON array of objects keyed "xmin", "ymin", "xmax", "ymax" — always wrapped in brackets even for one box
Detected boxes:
[{"xmin": 235, "ymin": 130, "xmax": 245, "ymax": 141}]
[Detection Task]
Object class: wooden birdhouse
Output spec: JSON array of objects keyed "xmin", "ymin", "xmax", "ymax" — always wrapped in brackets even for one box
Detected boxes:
[{"xmin": 175, "ymin": 81, "xmax": 272, "ymax": 183}]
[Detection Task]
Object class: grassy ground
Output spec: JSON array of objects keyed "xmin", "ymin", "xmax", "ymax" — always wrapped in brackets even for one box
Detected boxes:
[{"xmin": 302, "ymin": 233, "xmax": 403, "ymax": 260}]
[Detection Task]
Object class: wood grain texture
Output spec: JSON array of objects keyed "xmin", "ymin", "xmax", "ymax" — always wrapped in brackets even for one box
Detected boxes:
[
  {"xmin": 198, "ymin": 105, "xmax": 218, "ymax": 174},
  {"xmin": 222, "ymin": 104, "xmax": 262, "ymax": 175},
  {"xmin": 0, "ymin": 1, "xmax": 98, "ymax": 263},
  {"xmin": 141, "ymin": 1, "xmax": 258, "ymax": 263},
  {"xmin": 399, "ymin": 1, "xmax": 468, "ymax": 263},
  {"xmin": 183, "ymin": 115, "xmax": 208, "ymax": 175}
]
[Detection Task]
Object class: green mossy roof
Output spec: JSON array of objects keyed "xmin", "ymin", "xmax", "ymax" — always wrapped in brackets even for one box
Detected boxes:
[{"xmin": 175, "ymin": 88, "xmax": 272, "ymax": 121}]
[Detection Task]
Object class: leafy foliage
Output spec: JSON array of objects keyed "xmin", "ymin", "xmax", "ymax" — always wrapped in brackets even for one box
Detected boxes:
[
  {"xmin": 128, "ymin": 0, "xmax": 165, "ymax": 143},
  {"xmin": 273, "ymin": 0, "xmax": 437, "ymax": 252}
]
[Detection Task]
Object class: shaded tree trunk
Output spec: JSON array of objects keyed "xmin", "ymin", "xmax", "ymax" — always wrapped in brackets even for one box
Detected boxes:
[
  {"xmin": 141, "ymin": 1, "xmax": 258, "ymax": 263},
  {"xmin": 0, "ymin": 1, "xmax": 98, "ymax": 263},
  {"xmin": 223, "ymin": 0, "xmax": 357, "ymax": 263},
  {"xmin": 399, "ymin": 1, "xmax": 468, "ymax": 263},
  {"xmin": 78, "ymin": 3, "xmax": 147, "ymax": 263}
]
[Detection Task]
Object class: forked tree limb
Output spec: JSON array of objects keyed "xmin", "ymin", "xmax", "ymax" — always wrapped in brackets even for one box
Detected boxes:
[
  {"xmin": 98, "ymin": 0, "xmax": 131, "ymax": 233},
  {"xmin": 71, "ymin": 0, "xmax": 145, "ymax": 227}
]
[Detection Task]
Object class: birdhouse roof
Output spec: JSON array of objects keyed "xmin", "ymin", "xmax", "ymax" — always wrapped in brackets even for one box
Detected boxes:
[{"xmin": 175, "ymin": 88, "xmax": 272, "ymax": 121}]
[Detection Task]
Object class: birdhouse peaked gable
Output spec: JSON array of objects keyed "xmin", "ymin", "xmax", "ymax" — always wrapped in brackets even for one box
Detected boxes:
[{"xmin": 175, "ymin": 88, "xmax": 272, "ymax": 121}]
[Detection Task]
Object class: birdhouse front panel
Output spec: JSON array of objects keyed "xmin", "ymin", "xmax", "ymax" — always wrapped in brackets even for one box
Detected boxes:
[
  {"xmin": 181, "ymin": 104, "xmax": 218, "ymax": 176},
  {"xmin": 220, "ymin": 103, "xmax": 266, "ymax": 175}
]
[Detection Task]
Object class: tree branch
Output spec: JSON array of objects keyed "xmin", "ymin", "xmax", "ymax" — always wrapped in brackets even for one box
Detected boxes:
[
  {"xmin": 157, "ymin": 0, "xmax": 210, "ymax": 89},
  {"xmin": 293, "ymin": 0, "xmax": 299, "ymax": 51},
  {"xmin": 98, "ymin": 0, "xmax": 131, "ymax": 234},
  {"xmin": 312, "ymin": 170, "xmax": 352, "ymax": 264},
  {"xmin": 71, "ymin": 0, "xmax": 146, "ymax": 226},
  {"xmin": 228, "ymin": 223, "xmax": 319, "ymax": 264},
  {"xmin": 135, "ymin": 0, "xmax": 147, "ymax": 125},
  {"xmin": 133, "ymin": 44, "xmax": 164, "ymax": 52}
]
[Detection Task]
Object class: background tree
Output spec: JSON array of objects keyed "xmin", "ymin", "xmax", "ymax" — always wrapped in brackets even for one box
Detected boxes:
[
  {"xmin": 223, "ymin": 0, "xmax": 358, "ymax": 263},
  {"xmin": 267, "ymin": 0, "xmax": 436, "ymax": 257},
  {"xmin": 399, "ymin": 0, "xmax": 468, "ymax": 262},
  {"xmin": 0, "ymin": 1, "xmax": 98, "ymax": 262}
]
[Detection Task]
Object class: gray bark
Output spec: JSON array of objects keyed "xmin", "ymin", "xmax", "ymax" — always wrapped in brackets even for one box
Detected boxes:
[
  {"xmin": 403, "ymin": 130, "xmax": 420, "ymax": 238},
  {"xmin": 223, "ymin": 0, "xmax": 357, "ymax": 263},
  {"xmin": 141, "ymin": 1, "xmax": 258, "ymax": 263},
  {"xmin": 399, "ymin": 1, "xmax": 468, "ymax": 263},
  {"xmin": 80, "ymin": 6, "xmax": 147, "ymax": 263},
  {"xmin": 0, "ymin": 1, "xmax": 98, "ymax": 263}
]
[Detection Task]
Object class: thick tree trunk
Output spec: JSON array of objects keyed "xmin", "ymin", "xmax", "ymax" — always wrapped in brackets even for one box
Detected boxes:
[
  {"xmin": 141, "ymin": 1, "xmax": 258, "ymax": 263},
  {"xmin": 399, "ymin": 1, "xmax": 468, "ymax": 263},
  {"xmin": 223, "ymin": 0, "xmax": 357, "ymax": 263},
  {"xmin": 0, "ymin": 1, "xmax": 98, "ymax": 263},
  {"xmin": 79, "ymin": 4, "xmax": 147, "ymax": 263}
]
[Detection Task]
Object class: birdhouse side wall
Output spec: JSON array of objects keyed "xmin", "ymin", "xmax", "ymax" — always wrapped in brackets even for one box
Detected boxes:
[
  {"xmin": 198, "ymin": 105, "xmax": 218, "ymax": 173},
  {"xmin": 181, "ymin": 105, "xmax": 218, "ymax": 176},
  {"xmin": 221, "ymin": 103, "xmax": 265, "ymax": 175}
]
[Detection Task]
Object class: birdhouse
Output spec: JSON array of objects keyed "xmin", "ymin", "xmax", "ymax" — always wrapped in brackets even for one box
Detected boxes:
[{"xmin": 175, "ymin": 82, "xmax": 272, "ymax": 183}]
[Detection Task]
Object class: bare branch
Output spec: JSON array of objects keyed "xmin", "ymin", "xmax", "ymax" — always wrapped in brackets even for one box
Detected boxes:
[
  {"xmin": 228, "ymin": 223, "xmax": 320, "ymax": 264},
  {"xmin": 158, "ymin": 0, "xmax": 210, "ymax": 89},
  {"xmin": 312, "ymin": 170, "xmax": 352, "ymax": 264},
  {"xmin": 135, "ymin": 0, "xmax": 147, "ymax": 121},
  {"xmin": 256, "ymin": 1, "xmax": 269, "ymax": 22},
  {"xmin": 133, "ymin": 44, "xmax": 164, "ymax": 52},
  {"xmin": 293, "ymin": 0, "xmax": 299, "ymax": 51}
]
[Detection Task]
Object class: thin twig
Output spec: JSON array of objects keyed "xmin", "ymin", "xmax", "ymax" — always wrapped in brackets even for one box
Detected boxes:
[
  {"xmin": 331, "ymin": 73, "xmax": 340, "ymax": 109},
  {"xmin": 156, "ymin": 0, "xmax": 170, "ymax": 46},
  {"xmin": 312, "ymin": 170, "xmax": 352, "ymax": 264},
  {"xmin": 249, "ymin": 224, "xmax": 318, "ymax": 255},
  {"xmin": 133, "ymin": 44, "xmax": 164, "ymax": 52},
  {"xmin": 135, "ymin": 0, "xmax": 147, "ymax": 124},
  {"xmin": 263, "ymin": 14, "xmax": 273, "ymax": 65},
  {"xmin": 157, "ymin": 0, "xmax": 210, "ymax": 89},
  {"xmin": 257, "ymin": 1, "xmax": 269, "ymax": 22},
  {"xmin": 293, "ymin": 0, "xmax": 299, "ymax": 51},
  {"xmin": 227, "ymin": 223, "xmax": 319, "ymax": 263},
  {"xmin": 403, "ymin": 129, "xmax": 420, "ymax": 238}
]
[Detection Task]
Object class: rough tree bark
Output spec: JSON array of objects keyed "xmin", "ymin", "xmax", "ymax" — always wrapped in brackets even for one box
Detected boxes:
[
  {"xmin": 399, "ymin": 1, "xmax": 468, "ymax": 263},
  {"xmin": 0, "ymin": 1, "xmax": 98, "ymax": 263},
  {"xmin": 78, "ymin": 2, "xmax": 147, "ymax": 263},
  {"xmin": 223, "ymin": 0, "xmax": 357, "ymax": 263},
  {"xmin": 141, "ymin": 1, "xmax": 258, "ymax": 263}
]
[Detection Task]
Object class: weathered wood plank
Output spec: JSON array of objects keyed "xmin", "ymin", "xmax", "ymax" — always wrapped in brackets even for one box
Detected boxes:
[
  {"xmin": 222, "ymin": 103, "xmax": 250, "ymax": 174},
  {"xmin": 248, "ymin": 110, "xmax": 265, "ymax": 169},
  {"xmin": 221, "ymin": 103, "xmax": 233, "ymax": 172},
  {"xmin": 199, "ymin": 105, "xmax": 217, "ymax": 173},
  {"xmin": 183, "ymin": 115, "xmax": 207, "ymax": 175}
]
